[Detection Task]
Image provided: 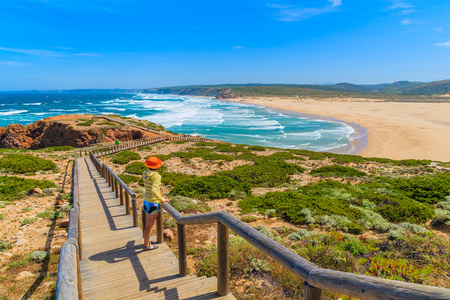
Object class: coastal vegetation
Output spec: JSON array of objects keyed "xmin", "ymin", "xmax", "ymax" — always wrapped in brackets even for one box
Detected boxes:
[
  {"xmin": 143, "ymin": 80, "xmax": 450, "ymax": 102},
  {"xmin": 104, "ymin": 139, "xmax": 450, "ymax": 299},
  {"xmin": 1, "ymin": 119, "xmax": 449, "ymax": 300},
  {"xmin": 0, "ymin": 154, "xmax": 58, "ymax": 173}
]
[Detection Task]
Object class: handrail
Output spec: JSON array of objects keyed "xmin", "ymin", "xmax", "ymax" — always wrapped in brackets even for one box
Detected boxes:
[
  {"xmin": 81, "ymin": 139, "xmax": 450, "ymax": 299},
  {"xmin": 159, "ymin": 203, "xmax": 450, "ymax": 299},
  {"xmin": 77, "ymin": 134, "xmax": 208, "ymax": 158},
  {"xmin": 56, "ymin": 151, "xmax": 83, "ymax": 299}
]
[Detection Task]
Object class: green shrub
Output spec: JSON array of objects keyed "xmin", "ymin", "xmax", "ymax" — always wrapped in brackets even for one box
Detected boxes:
[
  {"xmin": 161, "ymin": 172, "xmax": 197, "ymax": 186},
  {"xmin": 113, "ymin": 156, "xmax": 129, "ymax": 165},
  {"xmin": 432, "ymin": 209, "xmax": 450, "ymax": 226},
  {"xmin": 194, "ymin": 141, "xmax": 222, "ymax": 147},
  {"xmin": 0, "ymin": 176, "xmax": 56, "ymax": 201},
  {"xmin": 236, "ymin": 152, "xmax": 260, "ymax": 161},
  {"xmin": 113, "ymin": 150, "xmax": 141, "ymax": 165},
  {"xmin": 243, "ymin": 256, "xmax": 271, "ymax": 274},
  {"xmin": 289, "ymin": 149, "xmax": 328, "ymax": 160},
  {"xmin": 394, "ymin": 159, "xmax": 432, "ymax": 167},
  {"xmin": 374, "ymin": 195, "xmax": 434, "ymax": 224},
  {"xmin": 342, "ymin": 235, "xmax": 367, "ymax": 256},
  {"xmin": 227, "ymin": 189, "xmax": 247, "ymax": 200},
  {"xmin": 221, "ymin": 160, "xmax": 304, "ymax": 187},
  {"xmin": 37, "ymin": 210, "xmax": 65, "ymax": 220},
  {"xmin": 21, "ymin": 207, "xmax": 33, "ymax": 213},
  {"xmin": 41, "ymin": 146, "xmax": 74, "ymax": 152},
  {"xmin": 169, "ymin": 195, "xmax": 211, "ymax": 213},
  {"xmin": 288, "ymin": 229, "xmax": 317, "ymax": 241},
  {"xmin": 7, "ymin": 251, "xmax": 49, "ymax": 270},
  {"xmin": 239, "ymin": 191, "xmax": 362, "ymax": 225},
  {"xmin": 265, "ymin": 152, "xmax": 306, "ymax": 162},
  {"xmin": 170, "ymin": 175, "xmax": 251, "ymax": 199},
  {"xmin": 77, "ymin": 119, "xmax": 94, "ymax": 126},
  {"xmin": 390, "ymin": 173, "xmax": 450, "ymax": 204},
  {"xmin": 247, "ymin": 145, "xmax": 266, "ymax": 151},
  {"xmin": 241, "ymin": 215, "xmax": 258, "ymax": 223},
  {"xmin": 125, "ymin": 162, "xmax": 147, "ymax": 175},
  {"xmin": 21, "ymin": 217, "xmax": 37, "ymax": 225},
  {"xmin": 310, "ymin": 165, "xmax": 366, "ymax": 177},
  {"xmin": 328, "ymin": 154, "xmax": 366, "ymax": 164},
  {"xmin": 0, "ymin": 240, "xmax": 13, "ymax": 252},
  {"xmin": 0, "ymin": 154, "xmax": 58, "ymax": 173},
  {"xmin": 0, "ymin": 213, "xmax": 4, "ymax": 220},
  {"xmin": 213, "ymin": 144, "xmax": 247, "ymax": 153},
  {"xmin": 118, "ymin": 174, "xmax": 141, "ymax": 184},
  {"xmin": 264, "ymin": 209, "xmax": 277, "ymax": 218}
]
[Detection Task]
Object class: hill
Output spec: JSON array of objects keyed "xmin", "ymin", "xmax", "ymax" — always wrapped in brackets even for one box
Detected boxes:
[{"xmin": 142, "ymin": 80, "xmax": 450, "ymax": 99}]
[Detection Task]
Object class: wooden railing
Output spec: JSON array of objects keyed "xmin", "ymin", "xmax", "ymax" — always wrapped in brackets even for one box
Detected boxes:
[
  {"xmin": 76, "ymin": 136, "xmax": 168, "ymax": 158},
  {"xmin": 89, "ymin": 151, "xmax": 140, "ymax": 227},
  {"xmin": 55, "ymin": 152, "xmax": 83, "ymax": 299},
  {"xmin": 157, "ymin": 205, "xmax": 450, "ymax": 300},
  {"xmin": 76, "ymin": 134, "xmax": 208, "ymax": 158},
  {"xmin": 86, "ymin": 146, "xmax": 450, "ymax": 299}
]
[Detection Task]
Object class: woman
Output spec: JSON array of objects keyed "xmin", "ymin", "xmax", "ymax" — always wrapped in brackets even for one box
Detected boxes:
[{"xmin": 142, "ymin": 156, "xmax": 169, "ymax": 251}]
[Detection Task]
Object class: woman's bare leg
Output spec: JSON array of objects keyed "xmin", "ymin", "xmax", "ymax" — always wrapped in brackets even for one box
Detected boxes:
[{"xmin": 143, "ymin": 211, "xmax": 159, "ymax": 248}]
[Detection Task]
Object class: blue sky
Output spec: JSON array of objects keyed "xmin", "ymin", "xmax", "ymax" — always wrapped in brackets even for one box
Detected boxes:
[{"xmin": 1, "ymin": 0, "xmax": 449, "ymax": 90}]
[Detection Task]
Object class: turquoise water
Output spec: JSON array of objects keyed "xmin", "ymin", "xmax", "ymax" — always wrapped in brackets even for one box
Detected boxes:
[{"xmin": 0, "ymin": 92, "xmax": 365, "ymax": 153}]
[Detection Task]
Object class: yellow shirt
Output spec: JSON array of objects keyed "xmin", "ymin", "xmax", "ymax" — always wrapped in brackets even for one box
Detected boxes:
[{"xmin": 142, "ymin": 170, "xmax": 164, "ymax": 203}]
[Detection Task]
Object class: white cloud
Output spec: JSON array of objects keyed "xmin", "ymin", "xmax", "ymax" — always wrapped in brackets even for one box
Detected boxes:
[
  {"xmin": 435, "ymin": 41, "xmax": 450, "ymax": 47},
  {"xmin": 388, "ymin": 0, "xmax": 412, "ymax": 10},
  {"xmin": 401, "ymin": 18, "xmax": 412, "ymax": 25},
  {"xmin": 434, "ymin": 27, "xmax": 443, "ymax": 32},
  {"xmin": 74, "ymin": 53, "xmax": 103, "ymax": 57},
  {"xmin": 269, "ymin": 0, "xmax": 342, "ymax": 22},
  {"xmin": 0, "ymin": 60, "xmax": 27, "ymax": 66},
  {"xmin": 328, "ymin": 0, "xmax": 342, "ymax": 8},
  {"xmin": 0, "ymin": 46, "xmax": 62, "ymax": 57},
  {"xmin": 387, "ymin": 0, "xmax": 414, "ymax": 15},
  {"xmin": 232, "ymin": 46, "xmax": 243, "ymax": 49},
  {"xmin": 0, "ymin": 46, "xmax": 102, "ymax": 58}
]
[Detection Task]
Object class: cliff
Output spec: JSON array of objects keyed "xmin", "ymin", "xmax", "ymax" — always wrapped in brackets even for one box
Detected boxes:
[
  {"xmin": 0, "ymin": 114, "xmax": 160, "ymax": 149},
  {"xmin": 142, "ymin": 87, "xmax": 237, "ymax": 99}
]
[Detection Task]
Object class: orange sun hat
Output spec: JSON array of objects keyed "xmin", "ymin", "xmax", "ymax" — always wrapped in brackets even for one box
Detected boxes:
[{"xmin": 144, "ymin": 156, "xmax": 162, "ymax": 169}]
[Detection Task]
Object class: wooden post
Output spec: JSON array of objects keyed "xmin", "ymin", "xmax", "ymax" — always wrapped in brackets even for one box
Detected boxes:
[
  {"xmin": 178, "ymin": 223, "xmax": 187, "ymax": 277},
  {"xmin": 84, "ymin": 149, "xmax": 87, "ymax": 156},
  {"xmin": 142, "ymin": 209, "xmax": 146, "ymax": 237},
  {"xmin": 77, "ymin": 210, "xmax": 82, "ymax": 260},
  {"xmin": 217, "ymin": 222, "xmax": 229, "ymax": 296},
  {"xmin": 111, "ymin": 175, "xmax": 115, "ymax": 192},
  {"xmin": 114, "ymin": 178, "xmax": 119, "ymax": 198},
  {"xmin": 131, "ymin": 195, "xmax": 138, "ymax": 227},
  {"xmin": 304, "ymin": 282, "xmax": 322, "ymax": 300},
  {"xmin": 76, "ymin": 250, "xmax": 83, "ymax": 300},
  {"xmin": 125, "ymin": 193, "xmax": 130, "ymax": 215},
  {"xmin": 157, "ymin": 211, "xmax": 163, "ymax": 243},
  {"xmin": 119, "ymin": 185, "xmax": 124, "ymax": 205}
]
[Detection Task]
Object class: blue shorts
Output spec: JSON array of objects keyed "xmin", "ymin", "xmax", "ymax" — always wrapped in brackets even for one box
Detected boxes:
[{"xmin": 143, "ymin": 201, "xmax": 160, "ymax": 215}]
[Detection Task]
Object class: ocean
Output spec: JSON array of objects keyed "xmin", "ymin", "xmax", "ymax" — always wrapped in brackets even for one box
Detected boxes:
[{"xmin": 0, "ymin": 92, "xmax": 366, "ymax": 153}]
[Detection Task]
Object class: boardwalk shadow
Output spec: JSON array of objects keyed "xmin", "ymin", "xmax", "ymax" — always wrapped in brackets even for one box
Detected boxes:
[
  {"xmin": 84, "ymin": 158, "xmax": 132, "ymax": 231},
  {"xmin": 89, "ymin": 240, "xmax": 181, "ymax": 296}
]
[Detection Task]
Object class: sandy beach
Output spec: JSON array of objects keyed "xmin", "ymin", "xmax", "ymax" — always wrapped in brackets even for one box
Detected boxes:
[{"xmin": 227, "ymin": 97, "xmax": 450, "ymax": 162}]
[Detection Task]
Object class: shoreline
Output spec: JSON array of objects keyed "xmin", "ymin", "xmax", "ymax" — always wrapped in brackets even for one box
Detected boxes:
[
  {"xmin": 226, "ymin": 97, "xmax": 450, "ymax": 162},
  {"xmin": 245, "ymin": 104, "xmax": 368, "ymax": 155}
]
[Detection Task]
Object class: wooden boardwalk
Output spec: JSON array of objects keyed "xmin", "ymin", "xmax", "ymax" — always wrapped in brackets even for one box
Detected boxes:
[{"xmin": 77, "ymin": 157, "xmax": 236, "ymax": 300}]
